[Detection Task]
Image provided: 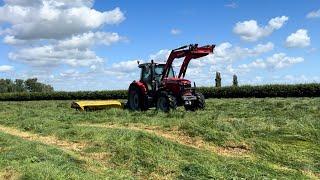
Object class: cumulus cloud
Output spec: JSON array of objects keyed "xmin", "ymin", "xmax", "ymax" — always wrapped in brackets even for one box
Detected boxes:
[
  {"xmin": 57, "ymin": 32, "xmax": 123, "ymax": 50},
  {"xmin": 266, "ymin": 53, "xmax": 304, "ymax": 69},
  {"xmin": 0, "ymin": 0, "xmax": 125, "ymax": 68},
  {"xmin": 3, "ymin": 35, "xmax": 29, "ymax": 45},
  {"xmin": 111, "ymin": 60, "xmax": 140, "ymax": 73},
  {"xmin": 9, "ymin": 45, "xmax": 103, "ymax": 67},
  {"xmin": 306, "ymin": 9, "xmax": 320, "ymax": 19},
  {"xmin": 236, "ymin": 53, "xmax": 304, "ymax": 73},
  {"xmin": 0, "ymin": 3, "xmax": 125, "ymax": 40},
  {"xmin": 285, "ymin": 29, "xmax": 310, "ymax": 48},
  {"xmin": 212, "ymin": 42, "xmax": 274, "ymax": 63},
  {"xmin": 233, "ymin": 16, "xmax": 289, "ymax": 41},
  {"xmin": 149, "ymin": 49, "xmax": 171, "ymax": 62},
  {"xmin": 0, "ymin": 65, "xmax": 14, "ymax": 72}
]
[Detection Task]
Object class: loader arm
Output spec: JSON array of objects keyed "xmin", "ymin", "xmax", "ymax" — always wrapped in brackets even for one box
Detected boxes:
[{"xmin": 161, "ymin": 44, "xmax": 215, "ymax": 81}]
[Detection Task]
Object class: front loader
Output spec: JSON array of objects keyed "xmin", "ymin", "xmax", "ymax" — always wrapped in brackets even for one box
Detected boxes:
[{"xmin": 127, "ymin": 44, "xmax": 215, "ymax": 112}]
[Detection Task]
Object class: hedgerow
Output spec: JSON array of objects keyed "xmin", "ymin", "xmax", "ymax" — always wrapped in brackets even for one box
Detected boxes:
[
  {"xmin": 0, "ymin": 83, "xmax": 319, "ymax": 101},
  {"xmin": 197, "ymin": 83, "xmax": 320, "ymax": 98}
]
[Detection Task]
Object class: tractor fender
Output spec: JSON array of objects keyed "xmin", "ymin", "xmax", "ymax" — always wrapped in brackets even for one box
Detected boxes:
[
  {"xmin": 128, "ymin": 81, "xmax": 148, "ymax": 110},
  {"xmin": 128, "ymin": 81, "xmax": 147, "ymax": 95}
]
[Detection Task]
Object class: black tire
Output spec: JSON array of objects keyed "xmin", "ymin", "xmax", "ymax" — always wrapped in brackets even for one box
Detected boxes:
[
  {"xmin": 128, "ymin": 86, "xmax": 143, "ymax": 111},
  {"xmin": 195, "ymin": 92, "xmax": 205, "ymax": 110},
  {"xmin": 184, "ymin": 93, "xmax": 205, "ymax": 111},
  {"xmin": 156, "ymin": 92, "xmax": 177, "ymax": 112}
]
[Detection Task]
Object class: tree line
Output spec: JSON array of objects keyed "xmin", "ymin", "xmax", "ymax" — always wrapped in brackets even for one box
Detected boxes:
[{"xmin": 0, "ymin": 78, "xmax": 54, "ymax": 93}]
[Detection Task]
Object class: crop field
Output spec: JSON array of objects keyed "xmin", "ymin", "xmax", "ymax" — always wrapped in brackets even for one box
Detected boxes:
[{"xmin": 0, "ymin": 98, "xmax": 319, "ymax": 179}]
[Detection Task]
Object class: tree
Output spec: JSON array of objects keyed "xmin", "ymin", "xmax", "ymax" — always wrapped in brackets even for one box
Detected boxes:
[
  {"xmin": 0, "ymin": 79, "xmax": 8, "ymax": 93},
  {"xmin": 0, "ymin": 78, "xmax": 54, "ymax": 93},
  {"xmin": 215, "ymin": 72, "xmax": 221, "ymax": 87},
  {"xmin": 233, "ymin": 74, "xmax": 238, "ymax": 87},
  {"xmin": 15, "ymin": 79, "xmax": 26, "ymax": 92},
  {"xmin": 25, "ymin": 78, "xmax": 54, "ymax": 92},
  {"xmin": 25, "ymin": 78, "xmax": 41, "ymax": 92}
]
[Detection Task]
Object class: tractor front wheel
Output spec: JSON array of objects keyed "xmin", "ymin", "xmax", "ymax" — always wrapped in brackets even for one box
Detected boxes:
[
  {"xmin": 184, "ymin": 93, "xmax": 205, "ymax": 111},
  {"xmin": 195, "ymin": 92, "xmax": 205, "ymax": 110},
  {"xmin": 156, "ymin": 92, "xmax": 177, "ymax": 112},
  {"xmin": 128, "ymin": 86, "xmax": 143, "ymax": 111}
]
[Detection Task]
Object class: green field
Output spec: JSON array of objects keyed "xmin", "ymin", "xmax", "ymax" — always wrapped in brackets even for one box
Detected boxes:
[{"xmin": 0, "ymin": 98, "xmax": 319, "ymax": 179}]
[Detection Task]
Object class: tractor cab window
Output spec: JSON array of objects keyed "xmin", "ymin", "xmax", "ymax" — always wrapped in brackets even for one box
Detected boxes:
[
  {"xmin": 167, "ymin": 67, "xmax": 175, "ymax": 78},
  {"xmin": 141, "ymin": 65, "xmax": 152, "ymax": 90},
  {"xmin": 141, "ymin": 66, "xmax": 151, "ymax": 81},
  {"xmin": 154, "ymin": 65, "xmax": 175, "ymax": 82}
]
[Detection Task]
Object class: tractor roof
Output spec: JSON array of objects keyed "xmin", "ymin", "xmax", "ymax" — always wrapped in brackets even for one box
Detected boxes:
[{"xmin": 138, "ymin": 62, "xmax": 165, "ymax": 68}]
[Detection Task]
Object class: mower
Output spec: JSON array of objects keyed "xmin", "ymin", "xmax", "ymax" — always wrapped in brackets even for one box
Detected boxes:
[{"xmin": 127, "ymin": 44, "xmax": 215, "ymax": 112}]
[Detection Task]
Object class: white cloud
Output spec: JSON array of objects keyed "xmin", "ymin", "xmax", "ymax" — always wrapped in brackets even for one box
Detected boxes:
[
  {"xmin": 236, "ymin": 53, "xmax": 304, "ymax": 73},
  {"xmin": 57, "ymin": 31, "xmax": 123, "ymax": 50},
  {"xmin": 0, "ymin": 65, "xmax": 14, "ymax": 72},
  {"xmin": 266, "ymin": 53, "xmax": 304, "ymax": 69},
  {"xmin": 111, "ymin": 60, "xmax": 140, "ymax": 73},
  {"xmin": 237, "ymin": 59, "xmax": 267, "ymax": 73},
  {"xmin": 3, "ymin": 0, "xmax": 94, "ymax": 8},
  {"xmin": 9, "ymin": 45, "xmax": 103, "ymax": 67},
  {"xmin": 306, "ymin": 9, "xmax": 320, "ymax": 19},
  {"xmin": 281, "ymin": 74, "xmax": 319, "ymax": 84},
  {"xmin": 7, "ymin": 31, "xmax": 123, "ymax": 67},
  {"xmin": 285, "ymin": 29, "xmax": 310, "ymax": 48},
  {"xmin": 3, "ymin": 35, "xmax": 29, "ymax": 45},
  {"xmin": 149, "ymin": 49, "xmax": 170, "ymax": 62},
  {"xmin": 0, "ymin": 1, "xmax": 125, "ymax": 69},
  {"xmin": 211, "ymin": 42, "xmax": 274, "ymax": 63},
  {"xmin": 233, "ymin": 16, "xmax": 288, "ymax": 41},
  {"xmin": 170, "ymin": 28, "xmax": 181, "ymax": 35},
  {"xmin": 0, "ymin": 2, "xmax": 125, "ymax": 40}
]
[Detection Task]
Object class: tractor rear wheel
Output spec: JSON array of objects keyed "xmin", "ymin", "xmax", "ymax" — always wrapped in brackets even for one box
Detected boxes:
[
  {"xmin": 128, "ymin": 86, "xmax": 143, "ymax": 111},
  {"xmin": 156, "ymin": 92, "xmax": 177, "ymax": 112}
]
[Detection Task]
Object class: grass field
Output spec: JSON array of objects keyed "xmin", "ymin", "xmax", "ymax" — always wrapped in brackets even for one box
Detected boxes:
[{"xmin": 0, "ymin": 98, "xmax": 319, "ymax": 179}]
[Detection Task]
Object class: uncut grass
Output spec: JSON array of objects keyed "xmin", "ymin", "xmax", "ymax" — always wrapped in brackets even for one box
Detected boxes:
[{"xmin": 0, "ymin": 98, "xmax": 319, "ymax": 178}]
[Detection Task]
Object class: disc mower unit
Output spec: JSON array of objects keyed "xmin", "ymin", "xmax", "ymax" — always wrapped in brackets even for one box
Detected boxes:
[
  {"xmin": 71, "ymin": 100, "xmax": 124, "ymax": 111},
  {"xmin": 127, "ymin": 44, "xmax": 215, "ymax": 112}
]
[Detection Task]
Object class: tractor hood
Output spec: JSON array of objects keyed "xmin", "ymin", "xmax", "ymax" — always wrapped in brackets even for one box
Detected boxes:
[{"xmin": 162, "ymin": 77, "xmax": 191, "ymax": 85}]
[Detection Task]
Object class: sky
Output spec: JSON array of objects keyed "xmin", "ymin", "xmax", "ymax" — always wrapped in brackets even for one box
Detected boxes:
[{"xmin": 0, "ymin": 0, "xmax": 319, "ymax": 91}]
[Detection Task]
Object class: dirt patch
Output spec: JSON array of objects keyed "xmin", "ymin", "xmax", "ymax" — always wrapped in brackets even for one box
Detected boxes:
[
  {"xmin": 0, "ymin": 168, "xmax": 20, "ymax": 180},
  {"xmin": 78, "ymin": 123, "xmax": 251, "ymax": 157},
  {"xmin": 0, "ymin": 125, "xmax": 86, "ymax": 152},
  {"xmin": 301, "ymin": 169, "xmax": 320, "ymax": 179},
  {"xmin": 218, "ymin": 142, "xmax": 251, "ymax": 155}
]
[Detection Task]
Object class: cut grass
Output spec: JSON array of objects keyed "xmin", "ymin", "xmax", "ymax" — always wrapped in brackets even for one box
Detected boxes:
[
  {"xmin": 0, "ymin": 132, "xmax": 130, "ymax": 179},
  {"xmin": 0, "ymin": 98, "xmax": 319, "ymax": 179}
]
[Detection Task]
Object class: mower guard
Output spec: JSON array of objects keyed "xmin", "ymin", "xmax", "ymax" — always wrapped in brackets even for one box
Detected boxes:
[{"xmin": 71, "ymin": 100, "xmax": 124, "ymax": 111}]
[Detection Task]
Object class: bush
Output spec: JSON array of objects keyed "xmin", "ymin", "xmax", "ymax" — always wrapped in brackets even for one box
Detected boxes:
[
  {"xmin": 197, "ymin": 83, "xmax": 320, "ymax": 98},
  {"xmin": 0, "ymin": 90, "xmax": 127, "ymax": 101},
  {"xmin": 0, "ymin": 84, "xmax": 319, "ymax": 101}
]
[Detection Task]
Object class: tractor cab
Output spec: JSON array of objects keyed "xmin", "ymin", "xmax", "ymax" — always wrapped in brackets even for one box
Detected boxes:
[{"xmin": 138, "ymin": 62, "xmax": 175, "ymax": 92}]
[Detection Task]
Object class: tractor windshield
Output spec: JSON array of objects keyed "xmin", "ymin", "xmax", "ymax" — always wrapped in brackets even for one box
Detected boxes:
[{"xmin": 155, "ymin": 65, "xmax": 174, "ymax": 80}]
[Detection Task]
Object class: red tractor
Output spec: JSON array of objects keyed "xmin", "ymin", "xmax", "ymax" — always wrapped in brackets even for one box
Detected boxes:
[{"xmin": 127, "ymin": 44, "xmax": 215, "ymax": 112}]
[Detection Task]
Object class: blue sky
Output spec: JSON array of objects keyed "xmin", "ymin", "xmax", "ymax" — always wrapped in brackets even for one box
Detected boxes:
[{"xmin": 0, "ymin": 0, "xmax": 319, "ymax": 90}]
